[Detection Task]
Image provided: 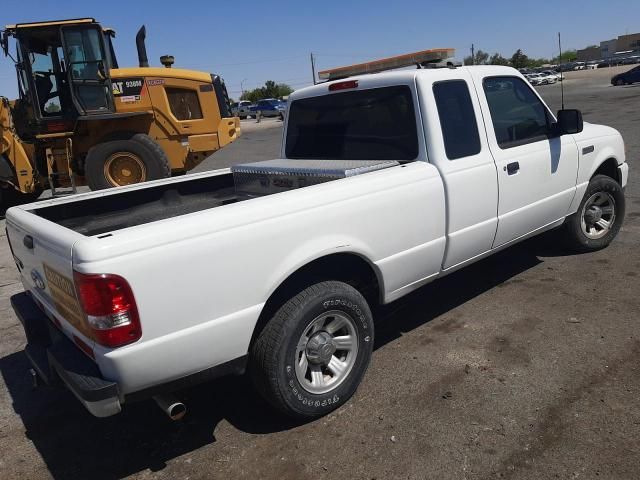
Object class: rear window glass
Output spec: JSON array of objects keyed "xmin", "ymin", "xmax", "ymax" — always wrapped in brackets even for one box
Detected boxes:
[
  {"xmin": 166, "ymin": 88, "xmax": 203, "ymax": 120},
  {"xmin": 285, "ymin": 86, "xmax": 418, "ymax": 161}
]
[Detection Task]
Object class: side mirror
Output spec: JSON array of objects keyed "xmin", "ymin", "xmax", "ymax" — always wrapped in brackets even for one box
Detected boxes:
[{"xmin": 556, "ymin": 109, "xmax": 583, "ymax": 134}]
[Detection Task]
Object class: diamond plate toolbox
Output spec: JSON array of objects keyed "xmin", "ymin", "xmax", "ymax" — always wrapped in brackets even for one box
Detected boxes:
[{"xmin": 231, "ymin": 159, "xmax": 399, "ymax": 197}]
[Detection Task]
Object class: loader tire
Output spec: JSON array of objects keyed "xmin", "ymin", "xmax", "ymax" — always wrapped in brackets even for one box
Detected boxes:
[{"xmin": 85, "ymin": 134, "xmax": 171, "ymax": 190}]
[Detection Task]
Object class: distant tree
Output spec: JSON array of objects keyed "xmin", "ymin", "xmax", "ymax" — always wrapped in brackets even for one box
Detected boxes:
[
  {"xmin": 240, "ymin": 80, "xmax": 293, "ymax": 102},
  {"xmin": 463, "ymin": 49, "xmax": 490, "ymax": 65},
  {"xmin": 488, "ymin": 53, "xmax": 510, "ymax": 66},
  {"xmin": 552, "ymin": 49, "xmax": 577, "ymax": 64},
  {"xmin": 510, "ymin": 49, "xmax": 529, "ymax": 69},
  {"xmin": 527, "ymin": 57, "xmax": 551, "ymax": 68}
]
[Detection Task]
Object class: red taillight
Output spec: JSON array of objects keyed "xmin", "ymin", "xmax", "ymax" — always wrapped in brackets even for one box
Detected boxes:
[
  {"xmin": 329, "ymin": 80, "xmax": 358, "ymax": 91},
  {"xmin": 45, "ymin": 120, "xmax": 73, "ymax": 132},
  {"xmin": 73, "ymin": 272, "xmax": 141, "ymax": 348}
]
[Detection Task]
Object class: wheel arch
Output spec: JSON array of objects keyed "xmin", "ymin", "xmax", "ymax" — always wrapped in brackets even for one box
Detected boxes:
[
  {"xmin": 96, "ymin": 130, "xmax": 141, "ymax": 144},
  {"xmin": 591, "ymin": 157, "xmax": 620, "ymax": 184},
  {"xmin": 249, "ymin": 252, "xmax": 383, "ymax": 348}
]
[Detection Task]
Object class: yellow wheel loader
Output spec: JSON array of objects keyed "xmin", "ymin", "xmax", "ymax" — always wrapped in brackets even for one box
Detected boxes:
[{"xmin": 0, "ymin": 18, "xmax": 239, "ymax": 205}]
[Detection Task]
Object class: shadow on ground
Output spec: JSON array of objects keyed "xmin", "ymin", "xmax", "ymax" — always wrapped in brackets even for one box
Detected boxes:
[{"xmin": 0, "ymin": 231, "xmax": 573, "ymax": 479}]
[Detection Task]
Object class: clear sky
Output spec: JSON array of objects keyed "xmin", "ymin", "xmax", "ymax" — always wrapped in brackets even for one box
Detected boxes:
[{"xmin": 0, "ymin": 0, "xmax": 638, "ymax": 99}]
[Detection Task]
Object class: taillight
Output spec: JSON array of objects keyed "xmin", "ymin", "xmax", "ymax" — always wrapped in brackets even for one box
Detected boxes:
[
  {"xmin": 329, "ymin": 80, "xmax": 358, "ymax": 91},
  {"xmin": 73, "ymin": 272, "xmax": 141, "ymax": 348}
]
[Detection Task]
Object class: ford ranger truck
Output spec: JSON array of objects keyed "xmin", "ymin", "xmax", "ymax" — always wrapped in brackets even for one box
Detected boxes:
[{"xmin": 6, "ymin": 66, "xmax": 628, "ymax": 419}]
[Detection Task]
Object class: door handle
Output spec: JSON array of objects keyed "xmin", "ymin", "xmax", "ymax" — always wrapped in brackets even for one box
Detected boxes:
[
  {"xmin": 506, "ymin": 162, "xmax": 520, "ymax": 175},
  {"xmin": 23, "ymin": 235, "xmax": 34, "ymax": 249}
]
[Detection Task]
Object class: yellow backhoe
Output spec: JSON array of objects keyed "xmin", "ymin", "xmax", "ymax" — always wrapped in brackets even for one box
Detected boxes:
[{"xmin": 0, "ymin": 18, "xmax": 239, "ymax": 205}]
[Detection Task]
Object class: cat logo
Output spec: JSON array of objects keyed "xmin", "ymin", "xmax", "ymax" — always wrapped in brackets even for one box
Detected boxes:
[{"xmin": 112, "ymin": 81, "xmax": 124, "ymax": 95}]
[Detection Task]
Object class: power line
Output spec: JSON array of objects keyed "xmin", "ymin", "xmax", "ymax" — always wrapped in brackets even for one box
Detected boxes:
[{"xmin": 181, "ymin": 55, "xmax": 308, "ymax": 70}]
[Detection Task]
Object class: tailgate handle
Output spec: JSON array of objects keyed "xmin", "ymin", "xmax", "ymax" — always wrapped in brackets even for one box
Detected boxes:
[{"xmin": 23, "ymin": 235, "xmax": 34, "ymax": 249}]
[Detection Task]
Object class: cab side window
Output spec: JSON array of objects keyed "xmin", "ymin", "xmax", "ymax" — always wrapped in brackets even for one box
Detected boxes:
[
  {"xmin": 433, "ymin": 80, "xmax": 481, "ymax": 160},
  {"xmin": 483, "ymin": 76, "xmax": 552, "ymax": 148}
]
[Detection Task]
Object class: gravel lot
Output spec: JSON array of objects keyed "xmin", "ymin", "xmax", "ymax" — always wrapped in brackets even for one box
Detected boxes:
[{"xmin": 0, "ymin": 66, "xmax": 638, "ymax": 480}]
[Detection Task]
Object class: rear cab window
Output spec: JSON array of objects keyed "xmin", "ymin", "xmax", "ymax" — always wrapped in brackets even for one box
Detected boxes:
[
  {"xmin": 285, "ymin": 85, "xmax": 419, "ymax": 161},
  {"xmin": 432, "ymin": 80, "xmax": 481, "ymax": 160}
]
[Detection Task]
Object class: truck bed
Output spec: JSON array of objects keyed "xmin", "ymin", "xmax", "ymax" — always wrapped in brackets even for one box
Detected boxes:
[{"xmin": 33, "ymin": 173, "xmax": 240, "ymax": 236}]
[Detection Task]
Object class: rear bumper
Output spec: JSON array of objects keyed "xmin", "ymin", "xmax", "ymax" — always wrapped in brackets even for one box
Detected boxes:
[{"xmin": 11, "ymin": 292, "xmax": 121, "ymax": 417}]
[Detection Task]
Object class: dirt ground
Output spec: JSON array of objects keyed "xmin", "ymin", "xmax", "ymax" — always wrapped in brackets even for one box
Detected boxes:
[{"xmin": 0, "ymin": 66, "xmax": 639, "ymax": 480}]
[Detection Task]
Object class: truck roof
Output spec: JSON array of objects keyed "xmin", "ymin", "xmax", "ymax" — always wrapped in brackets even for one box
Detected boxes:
[{"xmin": 292, "ymin": 65, "xmax": 521, "ymax": 101}]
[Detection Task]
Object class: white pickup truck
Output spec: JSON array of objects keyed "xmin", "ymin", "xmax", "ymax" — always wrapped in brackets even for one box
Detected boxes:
[{"xmin": 6, "ymin": 66, "xmax": 628, "ymax": 420}]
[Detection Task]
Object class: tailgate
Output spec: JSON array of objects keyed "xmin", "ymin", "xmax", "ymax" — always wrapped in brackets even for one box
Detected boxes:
[{"xmin": 6, "ymin": 206, "xmax": 89, "ymax": 339}]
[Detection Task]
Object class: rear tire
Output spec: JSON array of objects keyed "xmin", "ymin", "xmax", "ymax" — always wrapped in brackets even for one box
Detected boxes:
[
  {"xmin": 563, "ymin": 174, "xmax": 625, "ymax": 252},
  {"xmin": 250, "ymin": 281, "xmax": 374, "ymax": 419},
  {"xmin": 85, "ymin": 134, "xmax": 170, "ymax": 190}
]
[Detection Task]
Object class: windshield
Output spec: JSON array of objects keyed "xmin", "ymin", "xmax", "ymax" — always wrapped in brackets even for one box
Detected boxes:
[{"xmin": 285, "ymin": 85, "xmax": 418, "ymax": 161}]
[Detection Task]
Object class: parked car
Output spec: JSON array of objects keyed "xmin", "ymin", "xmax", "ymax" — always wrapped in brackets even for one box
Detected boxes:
[
  {"xmin": 231, "ymin": 100, "xmax": 253, "ymax": 119},
  {"xmin": 250, "ymin": 98, "xmax": 287, "ymax": 119},
  {"xmin": 542, "ymin": 70, "xmax": 563, "ymax": 81},
  {"xmin": 526, "ymin": 73, "xmax": 544, "ymax": 85},
  {"xmin": 7, "ymin": 66, "xmax": 628, "ymax": 420},
  {"xmin": 626, "ymin": 56, "xmax": 640, "ymax": 64},
  {"xmin": 538, "ymin": 71, "xmax": 558, "ymax": 84},
  {"xmin": 611, "ymin": 65, "xmax": 640, "ymax": 86}
]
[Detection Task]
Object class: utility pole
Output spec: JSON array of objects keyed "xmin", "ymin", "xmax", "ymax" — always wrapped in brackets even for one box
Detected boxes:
[
  {"xmin": 240, "ymin": 78, "xmax": 247, "ymax": 97},
  {"xmin": 310, "ymin": 52, "xmax": 317, "ymax": 85},
  {"xmin": 471, "ymin": 44, "xmax": 475, "ymax": 65}
]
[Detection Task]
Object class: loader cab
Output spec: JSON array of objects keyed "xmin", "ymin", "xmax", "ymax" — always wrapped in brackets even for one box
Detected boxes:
[{"xmin": 3, "ymin": 19, "xmax": 117, "ymax": 136}]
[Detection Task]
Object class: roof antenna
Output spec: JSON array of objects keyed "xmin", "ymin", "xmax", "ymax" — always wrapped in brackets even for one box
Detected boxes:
[{"xmin": 558, "ymin": 32, "xmax": 565, "ymax": 110}]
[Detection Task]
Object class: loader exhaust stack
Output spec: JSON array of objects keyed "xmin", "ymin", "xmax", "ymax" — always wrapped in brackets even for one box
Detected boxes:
[{"xmin": 136, "ymin": 25, "xmax": 149, "ymax": 67}]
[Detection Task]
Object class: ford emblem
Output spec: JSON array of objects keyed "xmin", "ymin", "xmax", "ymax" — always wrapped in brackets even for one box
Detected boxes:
[{"xmin": 31, "ymin": 269, "xmax": 46, "ymax": 290}]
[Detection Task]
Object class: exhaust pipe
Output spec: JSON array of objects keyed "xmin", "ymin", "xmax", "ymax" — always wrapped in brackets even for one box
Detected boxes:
[
  {"xmin": 153, "ymin": 394, "xmax": 186, "ymax": 420},
  {"xmin": 136, "ymin": 25, "xmax": 149, "ymax": 67}
]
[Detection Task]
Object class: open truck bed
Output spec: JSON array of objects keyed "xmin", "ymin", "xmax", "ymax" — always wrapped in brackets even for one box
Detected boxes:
[{"xmin": 33, "ymin": 173, "xmax": 239, "ymax": 236}]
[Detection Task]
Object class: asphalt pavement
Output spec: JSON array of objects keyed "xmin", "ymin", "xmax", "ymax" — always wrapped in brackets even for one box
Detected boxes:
[{"xmin": 0, "ymin": 67, "xmax": 638, "ymax": 480}]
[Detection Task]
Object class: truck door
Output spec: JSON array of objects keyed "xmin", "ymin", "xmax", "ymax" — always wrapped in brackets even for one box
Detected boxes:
[
  {"xmin": 473, "ymin": 75, "xmax": 579, "ymax": 247},
  {"xmin": 60, "ymin": 25, "xmax": 115, "ymax": 115},
  {"xmin": 418, "ymin": 72, "xmax": 499, "ymax": 270}
]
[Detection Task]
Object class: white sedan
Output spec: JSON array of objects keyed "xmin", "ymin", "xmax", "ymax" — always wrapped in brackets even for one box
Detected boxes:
[
  {"xmin": 526, "ymin": 73, "xmax": 543, "ymax": 85},
  {"xmin": 541, "ymin": 70, "xmax": 562, "ymax": 83}
]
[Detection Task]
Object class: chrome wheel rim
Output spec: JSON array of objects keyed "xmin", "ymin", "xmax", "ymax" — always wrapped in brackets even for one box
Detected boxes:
[
  {"xmin": 581, "ymin": 191, "xmax": 616, "ymax": 239},
  {"xmin": 294, "ymin": 310, "xmax": 358, "ymax": 395}
]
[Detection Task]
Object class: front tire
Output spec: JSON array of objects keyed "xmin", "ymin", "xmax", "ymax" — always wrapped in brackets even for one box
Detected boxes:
[
  {"xmin": 564, "ymin": 174, "xmax": 625, "ymax": 252},
  {"xmin": 85, "ymin": 134, "xmax": 170, "ymax": 190},
  {"xmin": 250, "ymin": 281, "xmax": 374, "ymax": 419}
]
